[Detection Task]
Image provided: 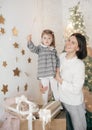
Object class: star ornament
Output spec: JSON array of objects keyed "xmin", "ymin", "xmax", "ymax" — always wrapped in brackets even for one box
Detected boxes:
[
  {"xmin": 17, "ymin": 86, "xmax": 20, "ymax": 92},
  {"xmin": 24, "ymin": 83, "xmax": 28, "ymax": 91},
  {"xmin": 28, "ymin": 57, "xmax": 31, "ymax": 63},
  {"xmin": 1, "ymin": 84, "xmax": 8, "ymax": 94},
  {"xmin": 13, "ymin": 67, "xmax": 20, "ymax": 76},
  {"xmin": 0, "ymin": 15, "xmax": 5, "ymax": 24},
  {"xmin": 21, "ymin": 49, "xmax": 25, "ymax": 55},
  {"xmin": 0, "ymin": 27, "xmax": 5, "ymax": 34},
  {"xmin": 16, "ymin": 57, "xmax": 18, "ymax": 62},
  {"xmin": 2, "ymin": 61, "xmax": 7, "ymax": 67},
  {"xmin": 13, "ymin": 42, "xmax": 19, "ymax": 48},
  {"xmin": 12, "ymin": 27, "xmax": 18, "ymax": 36}
]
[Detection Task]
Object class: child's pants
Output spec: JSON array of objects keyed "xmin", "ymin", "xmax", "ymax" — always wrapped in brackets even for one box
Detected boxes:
[{"xmin": 40, "ymin": 77, "xmax": 59, "ymax": 105}]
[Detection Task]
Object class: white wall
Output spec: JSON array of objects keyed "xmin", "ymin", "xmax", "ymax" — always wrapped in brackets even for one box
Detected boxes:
[
  {"xmin": 0, "ymin": 0, "xmax": 92, "ymax": 117},
  {"xmin": 0, "ymin": 0, "xmax": 42, "ymax": 117}
]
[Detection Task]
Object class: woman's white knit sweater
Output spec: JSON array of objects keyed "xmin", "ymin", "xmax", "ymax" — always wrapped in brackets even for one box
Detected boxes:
[{"xmin": 59, "ymin": 52, "xmax": 85, "ymax": 105}]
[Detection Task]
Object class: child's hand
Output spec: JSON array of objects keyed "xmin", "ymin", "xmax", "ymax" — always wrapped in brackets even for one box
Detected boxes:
[
  {"xmin": 27, "ymin": 34, "xmax": 32, "ymax": 42},
  {"xmin": 39, "ymin": 82, "xmax": 48, "ymax": 93}
]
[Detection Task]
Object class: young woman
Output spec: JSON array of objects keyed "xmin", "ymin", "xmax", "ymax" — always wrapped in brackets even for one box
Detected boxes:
[
  {"xmin": 27, "ymin": 29, "xmax": 60, "ymax": 105},
  {"xmin": 57, "ymin": 33, "xmax": 87, "ymax": 130}
]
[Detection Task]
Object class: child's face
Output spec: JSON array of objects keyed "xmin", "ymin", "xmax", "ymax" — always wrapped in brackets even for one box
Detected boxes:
[
  {"xmin": 65, "ymin": 36, "xmax": 79, "ymax": 55},
  {"xmin": 41, "ymin": 34, "xmax": 53, "ymax": 46}
]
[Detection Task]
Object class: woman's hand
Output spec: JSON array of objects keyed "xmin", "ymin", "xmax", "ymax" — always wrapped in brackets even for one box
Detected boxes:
[{"xmin": 55, "ymin": 74, "xmax": 63, "ymax": 84}]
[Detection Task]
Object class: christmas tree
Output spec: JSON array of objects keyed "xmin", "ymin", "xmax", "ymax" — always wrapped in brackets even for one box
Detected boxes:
[
  {"xmin": 64, "ymin": 2, "xmax": 89, "ymax": 42},
  {"xmin": 83, "ymin": 54, "xmax": 92, "ymax": 92}
]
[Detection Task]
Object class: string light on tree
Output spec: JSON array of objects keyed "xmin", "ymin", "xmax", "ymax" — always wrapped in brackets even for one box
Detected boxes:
[{"xmin": 83, "ymin": 56, "xmax": 92, "ymax": 92}]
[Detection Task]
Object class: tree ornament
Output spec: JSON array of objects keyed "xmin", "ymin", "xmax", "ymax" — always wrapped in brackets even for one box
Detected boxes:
[
  {"xmin": 2, "ymin": 61, "xmax": 7, "ymax": 67},
  {"xmin": 17, "ymin": 86, "xmax": 20, "ymax": 92},
  {"xmin": 21, "ymin": 49, "xmax": 25, "ymax": 55},
  {"xmin": 0, "ymin": 15, "xmax": 5, "ymax": 24},
  {"xmin": 1, "ymin": 84, "xmax": 8, "ymax": 94},
  {"xmin": 28, "ymin": 57, "xmax": 31, "ymax": 63},
  {"xmin": 13, "ymin": 42, "xmax": 19, "ymax": 48},
  {"xmin": 24, "ymin": 83, "xmax": 28, "ymax": 91},
  {"xmin": 13, "ymin": 67, "xmax": 20, "ymax": 76},
  {"xmin": 15, "ymin": 57, "xmax": 18, "ymax": 62},
  {"xmin": 12, "ymin": 27, "xmax": 18, "ymax": 36},
  {"xmin": 0, "ymin": 27, "xmax": 5, "ymax": 34}
]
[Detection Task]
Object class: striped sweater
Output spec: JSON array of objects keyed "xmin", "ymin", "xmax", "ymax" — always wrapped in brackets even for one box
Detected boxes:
[{"xmin": 27, "ymin": 41, "xmax": 60, "ymax": 79}]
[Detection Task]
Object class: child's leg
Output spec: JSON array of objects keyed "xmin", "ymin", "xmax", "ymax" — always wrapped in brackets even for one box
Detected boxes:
[
  {"xmin": 40, "ymin": 78, "xmax": 49, "ymax": 105},
  {"xmin": 50, "ymin": 78, "xmax": 59, "ymax": 101}
]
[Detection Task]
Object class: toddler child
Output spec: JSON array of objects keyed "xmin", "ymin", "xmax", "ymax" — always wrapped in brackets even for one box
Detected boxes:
[{"xmin": 27, "ymin": 29, "xmax": 60, "ymax": 105}]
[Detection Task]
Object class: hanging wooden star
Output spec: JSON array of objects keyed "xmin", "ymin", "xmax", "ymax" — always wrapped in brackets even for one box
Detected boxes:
[
  {"xmin": 28, "ymin": 57, "xmax": 31, "ymax": 63},
  {"xmin": 12, "ymin": 27, "xmax": 18, "ymax": 36},
  {"xmin": 24, "ymin": 72, "xmax": 29, "ymax": 77},
  {"xmin": 2, "ymin": 61, "xmax": 7, "ymax": 67},
  {"xmin": 13, "ymin": 67, "xmax": 20, "ymax": 76},
  {"xmin": 0, "ymin": 15, "xmax": 5, "ymax": 24},
  {"xmin": 1, "ymin": 84, "xmax": 8, "ymax": 95},
  {"xmin": 16, "ymin": 57, "xmax": 18, "ymax": 62},
  {"xmin": 13, "ymin": 42, "xmax": 19, "ymax": 48},
  {"xmin": 17, "ymin": 86, "xmax": 19, "ymax": 92},
  {"xmin": 0, "ymin": 27, "xmax": 5, "ymax": 34},
  {"xmin": 21, "ymin": 49, "xmax": 25, "ymax": 55},
  {"xmin": 24, "ymin": 83, "xmax": 28, "ymax": 91}
]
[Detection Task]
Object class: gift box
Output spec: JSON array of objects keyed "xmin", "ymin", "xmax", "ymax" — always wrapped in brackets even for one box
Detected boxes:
[
  {"xmin": 20, "ymin": 118, "xmax": 66, "ymax": 130},
  {"xmin": 1, "ymin": 95, "xmax": 65, "ymax": 130},
  {"xmin": 83, "ymin": 90, "xmax": 92, "ymax": 112},
  {"xmin": 42, "ymin": 101, "xmax": 62, "ymax": 119},
  {"xmin": 20, "ymin": 101, "xmax": 65, "ymax": 130},
  {"xmin": 0, "ymin": 121, "xmax": 3, "ymax": 128},
  {"xmin": 1, "ymin": 95, "xmax": 39, "ymax": 130},
  {"xmin": 85, "ymin": 94, "xmax": 92, "ymax": 112},
  {"xmin": 33, "ymin": 119, "xmax": 66, "ymax": 130},
  {"xmin": 20, "ymin": 119, "xmax": 28, "ymax": 130},
  {"xmin": 1, "ymin": 116, "xmax": 66, "ymax": 130}
]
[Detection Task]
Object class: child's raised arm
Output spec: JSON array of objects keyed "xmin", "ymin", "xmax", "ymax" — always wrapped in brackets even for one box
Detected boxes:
[{"xmin": 27, "ymin": 34, "xmax": 32, "ymax": 42}]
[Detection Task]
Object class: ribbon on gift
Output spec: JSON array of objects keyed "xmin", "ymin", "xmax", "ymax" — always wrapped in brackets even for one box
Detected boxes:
[
  {"xmin": 27, "ymin": 113, "xmax": 36, "ymax": 130},
  {"xmin": 15, "ymin": 95, "xmax": 27, "ymax": 112},
  {"xmin": 4, "ymin": 95, "xmax": 38, "ymax": 130},
  {"xmin": 39, "ymin": 109, "xmax": 51, "ymax": 130},
  {"xmin": 15, "ymin": 95, "xmax": 39, "ymax": 114}
]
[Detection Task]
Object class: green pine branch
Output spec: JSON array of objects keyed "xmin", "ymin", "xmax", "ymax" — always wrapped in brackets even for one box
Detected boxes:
[{"xmin": 83, "ymin": 56, "xmax": 92, "ymax": 91}]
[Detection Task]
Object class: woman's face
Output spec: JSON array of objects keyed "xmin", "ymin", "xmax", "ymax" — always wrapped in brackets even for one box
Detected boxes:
[{"xmin": 65, "ymin": 36, "xmax": 79, "ymax": 55}]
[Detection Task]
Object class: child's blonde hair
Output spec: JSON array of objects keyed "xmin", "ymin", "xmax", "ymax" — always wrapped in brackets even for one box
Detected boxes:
[{"xmin": 41, "ymin": 29, "xmax": 55, "ymax": 47}]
